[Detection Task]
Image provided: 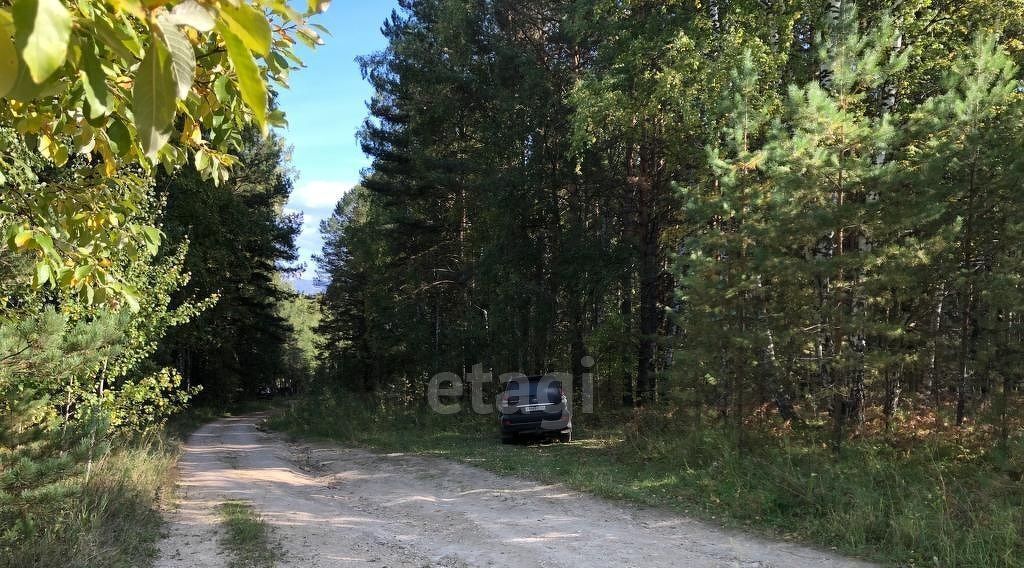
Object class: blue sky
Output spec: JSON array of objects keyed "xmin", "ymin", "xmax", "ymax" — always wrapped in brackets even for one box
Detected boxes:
[{"xmin": 278, "ymin": 1, "xmax": 399, "ymax": 286}]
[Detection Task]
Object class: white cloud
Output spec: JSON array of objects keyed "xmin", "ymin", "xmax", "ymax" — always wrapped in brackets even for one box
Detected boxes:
[
  {"xmin": 296, "ymin": 217, "xmax": 322, "ymax": 249},
  {"xmin": 301, "ymin": 214, "xmax": 321, "ymax": 231},
  {"xmin": 284, "ymin": 179, "xmax": 355, "ymax": 286},
  {"xmin": 289, "ymin": 179, "xmax": 356, "ymax": 211}
]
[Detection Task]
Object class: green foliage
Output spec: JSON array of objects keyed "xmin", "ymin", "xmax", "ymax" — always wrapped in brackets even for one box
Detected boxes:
[
  {"xmin": 133, "ymin": 30, "xmax": 178, "ymax": 158},
  {"xmin": 154, "ymin": 127, "xmax": 303, "ymax": 401},
  {"xmin": 1, "ymin": 0, "xmax": 320, "ymax": 169},
  {"xmin": 12, "ymin": 0, "xmax": 72, "ymax": 84},
  {"xmin": 0, "ymin": 0, "xmax": 324, "ymax": 304},
  {"xmin": 0, "ymin": 167, "xmax": 160, "ymax": 310},
  {"xmin": 277, "ymin": 282, "xmax": 321, "ymax": 385},
  {"xmin": 672, "ymin": 3, "xmax": 1024, "ymax": 445},
  {"xmin": 0, "ymin": 295, "xmax": 195, "ymax": 556},
  {"xmin": 319, "ymin": 1, "xmax": 1024, "ymax": 429},
  {"xmin": 321, "ymin": 1, "xmax": 636, "ymax": 399},
  {"xmin": 0, "ymin": 234, "xmax": 206, "ymax": 431},
  {"xmin": 0, "ymin": 0, "xmax": 323, "ymax": 562},
  {"xmin": 0, "ymin": 171, "xmax": 206, "ymax": 563},
  {"xmin": 0, "ymin": 425, "xmax": 178, "ymax": 568}
]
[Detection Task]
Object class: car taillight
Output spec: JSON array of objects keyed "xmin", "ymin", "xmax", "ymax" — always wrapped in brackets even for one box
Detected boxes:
[{"xmin": 551, "ymin": 387, "xmax": 564, "ymax": 403}]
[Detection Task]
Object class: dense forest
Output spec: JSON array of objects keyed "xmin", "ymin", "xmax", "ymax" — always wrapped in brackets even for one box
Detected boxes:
[
  {"xmin": 2, "ymin": 0, "xmax": 1024, "ymax": 565},
  {"xmin": 317, "ymin": 0, "xmax": 1024, "ymax": 448}
]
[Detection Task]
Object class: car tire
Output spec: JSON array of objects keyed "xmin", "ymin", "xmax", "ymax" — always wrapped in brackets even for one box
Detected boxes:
[
  {"xmin": 501, "ymin": 434, "xmax": 514, "ymax": 444},
  {"xmin": 558, "ymin": 431, "xmax": 572, "ymax": 443}
]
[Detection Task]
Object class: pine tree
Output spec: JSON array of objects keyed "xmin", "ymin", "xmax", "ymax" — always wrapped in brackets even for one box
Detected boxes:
[
  {"xmin": 759, "ymin": 7, "xmax": 902, "ymax": 446},
  {"xmin": 316, "ymin": 187, "xmax": 381, "ymax": 391},
  {"xmin": 675, "ymin": 49, "xmax": 778, "ymax": 433},
  {"xmin": 900, "ymin": 34, "xmax": 1024, "ymax": 427},
  {"xmin": 156, "ymin": 128, "xmax": 302, "ymax": 400}
]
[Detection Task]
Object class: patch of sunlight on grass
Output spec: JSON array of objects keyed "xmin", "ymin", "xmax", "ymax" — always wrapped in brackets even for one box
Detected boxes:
[
  {"xmin": 574, "ymin": 436, "xmax": 624, "ymax": 450},
  {"xmin": 635, "ymin": 475, "xmax": 680, "ymax": 490}
]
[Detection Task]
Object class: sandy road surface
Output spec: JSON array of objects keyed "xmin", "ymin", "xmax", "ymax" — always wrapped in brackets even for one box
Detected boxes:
[{"xmin": 156, "ymin": 414, "xmax": 872, "ymax": 568}]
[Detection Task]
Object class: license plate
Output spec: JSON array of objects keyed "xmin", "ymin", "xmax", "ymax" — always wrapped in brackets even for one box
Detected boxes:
[{"xmin": 522, "ymin": 404, "xmax": 545, "ymax": 413}]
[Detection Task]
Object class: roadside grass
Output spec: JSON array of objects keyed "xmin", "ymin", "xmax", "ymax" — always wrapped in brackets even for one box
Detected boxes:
[
  {"xmin": 0, "ymin": 429, "xmax": 178, "ymax": 568},
  {"xmin": 269, "ymin": 393, "xmax": 1024, "ymax": 567},
  {"xmin": 217, "ymin": 500, "xmax": 280, "ymax": 568},
  {"xmin": 0, "ymin": 399, "xmax": 279, "ymax": 568}
]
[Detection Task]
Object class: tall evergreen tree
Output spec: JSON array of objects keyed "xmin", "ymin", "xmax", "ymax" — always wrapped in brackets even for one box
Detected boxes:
[
  {"xmin": 899, "ymin": 35, "xmax": 1024, "ymax": 427},
  {"xmin": 156, "ymin": 129, "xmax": 302, "ymax": 400}
]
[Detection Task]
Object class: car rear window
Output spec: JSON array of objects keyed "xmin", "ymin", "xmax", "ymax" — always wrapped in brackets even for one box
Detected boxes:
[{"xmin": 505, "ymin": 378, "xmax": 562, "ymax": 402}]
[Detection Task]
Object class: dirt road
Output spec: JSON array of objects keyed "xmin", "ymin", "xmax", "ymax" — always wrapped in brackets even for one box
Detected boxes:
[{"xmin": 156, "ymin": 414, "xmax": 872, "ymax": 567}]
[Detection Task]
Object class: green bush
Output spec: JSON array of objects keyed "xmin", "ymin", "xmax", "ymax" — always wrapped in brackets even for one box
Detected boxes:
[{"xmin": 0, "ymin": 429, "xmax": 176, "ymax": 568}]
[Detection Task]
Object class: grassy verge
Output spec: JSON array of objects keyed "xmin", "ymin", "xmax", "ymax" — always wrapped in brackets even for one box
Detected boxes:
[
  {"xmin": 217, "ymin": 500, "xmax": 280, "ymax": 568},
  {"xmin": 0, "ymin": 399, "xmax": 278, "ymax": 568},
  {"xmin": 0, "ymin": 429, "xmax": 178, "ymax": 568},
  {"xmin": 269, "ymin": 393, "xmax": 1024, "ymax": 567}
]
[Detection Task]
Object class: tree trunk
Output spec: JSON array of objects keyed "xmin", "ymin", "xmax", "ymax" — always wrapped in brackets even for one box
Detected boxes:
[
  {"xmin": 637, "ymin": 266, "xmax": 658, "ymax": 405},
  {"xmin": 570, "ymin": 293, "xmax": 587, "ymax": 403},
  {"xmin": 883, "ymin": 368, "xmax": 902, "ymax": 432},
  {"xmin": 957, "ymin": 148, "xmax": 981, "ymax": 427},
  {"xmin": 929, "ymin": 285, "xmax": 945, "ymax": 426},
  {"xmin": 620, "ymin": 273, "xmax": 635, "ymax": 407},
  {"xmin": 636, "ymin": 181, "xmax": 660, "ymax": 406},
  {"xmin": 956, "ymin": 283, "xmax": 975, "ymax": 426}
]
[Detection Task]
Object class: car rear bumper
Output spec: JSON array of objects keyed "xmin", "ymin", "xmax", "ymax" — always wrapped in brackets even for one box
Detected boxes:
[{"xmin": 499, "ymin": 415, "xmax": 571, "ymax": 434}]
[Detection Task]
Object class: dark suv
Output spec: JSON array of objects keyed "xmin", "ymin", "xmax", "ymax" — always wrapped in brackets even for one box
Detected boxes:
[{"xmin": 498, "ymin": 375, "xmax": 572, "ymax": 443}]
